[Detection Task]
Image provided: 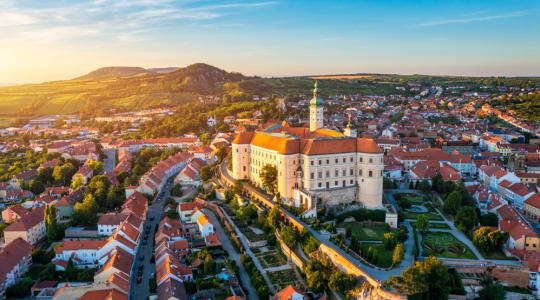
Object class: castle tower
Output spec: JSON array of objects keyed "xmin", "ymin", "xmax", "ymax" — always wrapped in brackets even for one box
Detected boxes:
[
  {"xmin": 310, "ymin": 81, "xmax": 324, "ymax": 131},
  {"xmin": 344, "ymin": 113, "xmax": 357, "ymax": 137}
]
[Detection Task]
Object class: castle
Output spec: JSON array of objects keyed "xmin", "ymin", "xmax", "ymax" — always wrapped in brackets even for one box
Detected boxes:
[{"xmin": 231, "ymin": 81, "xmax": 384, "ymax": 211}]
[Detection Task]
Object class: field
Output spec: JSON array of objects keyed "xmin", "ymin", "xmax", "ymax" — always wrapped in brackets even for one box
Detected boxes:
[
  {"xmin": 341, "ymin": 222, "xmax": 395, "ymax": 241},
  {"xmin": 422, "ymin": 232, "xmax": 477, "ymax": 259}
]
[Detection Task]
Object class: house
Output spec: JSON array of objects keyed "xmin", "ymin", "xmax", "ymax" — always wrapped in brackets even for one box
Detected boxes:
[
  {"xmin": 524, "ymin": 194, "xmax": 540, "ymax": 222},
  {"xmin": 53, "ymin": 240, "xmax": 107, "ymax": 270},
  {"xmin": 497, "ymin": 181, "xmax": 535, "ymax": 209},
  {"xmin": 157, "ymin": 278, "xmax": 187, "ymax": 300},
  {"xmin": 54, "ymin": 187, "xmax": 85, "ymax": 222},
  {"xmin": 156, "ymin": 255, "xmax": 193, "ymax": 285},
  {"xmin": 270, "ymin": 285, "xmax": 308, "ymax": 300},
  {"xmin": 177, "ymin": 202, "xmax": 200, "ymax": 223},
  {"xmin": 196, "ymin": 215, "xmax": 214, "ymax": 237},
  {"xmin": 500, "ymin": 219, "xmax": 540, "ymax": 253},
  {"xmin": 3, "ymin": 207, "xmax": 46, "ymax": 246},
  {"xmin": 0, "ymin": 238, "xmax": 32, "ymax": 300},
  {"xmin": 94, "ymin": 247, "xmax": 134, "ymax": 283},
  {"xmin": 98, "ymin": 213, "xmax": 127, "ymax": 236},
  {"xmin": 73, "ymin": 164, "xmax": 93, "ymax": 184},
  {"xmin": 1, "ymin": 204, "xmax": 29, "ymax": 223}
]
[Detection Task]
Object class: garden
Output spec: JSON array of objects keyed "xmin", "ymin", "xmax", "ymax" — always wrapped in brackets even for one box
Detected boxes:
[
  {"xmin": 411, "ymin": 221, "xmax": 450, "ymax": 229},
  {"xmin": 394, "ymin": 193, "xmax": 426, "ymax": 205},
  {"xmin": 256, "ymin": 248, "xmax": 287, "ymax": 268},
  {"xmin": 267, "ymin": 269, "xmax": 301, "ymax": 290},
  {"xmin": 404, "ymin": 211, "xmax": 443, "ymax": 221},
  {"xmin": 422, "ymin": 232, "xmax": 477, "ymax": 259},
  {"xmin": 340, "ymin": 222, "xmax": 397, "ymax": 241}
]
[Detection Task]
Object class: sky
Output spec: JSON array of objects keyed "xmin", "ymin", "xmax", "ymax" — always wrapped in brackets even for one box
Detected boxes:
[{"xmin": 1, "ymin": 0, "xmax": 539, "ymax": 84}]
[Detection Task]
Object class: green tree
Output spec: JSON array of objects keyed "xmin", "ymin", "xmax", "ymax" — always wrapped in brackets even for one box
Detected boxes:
[
  {"xmin": 224, "ymin": 190, "xmax": 235, "ymax": 203},
  {"xmin": 170, "ymin": 184, "xmax": 183, "ymax": 197},
  {"xmin": 52, "ymin": 163, "xmax": 76, "ymax": 185},
  {"xmin": 38, "ymin": 167, "xmax": 54, "ymax": 185},
  {"xmin": 383, "ymin": 232, "xmax": 397, "ymax": 250},
  {"xmin": 64, "ymin": 258, "xmax": 77, "ymax": 281},
  {"xmin": 199, "ymin": 132, "xmax": 211, "ymax": 145},
  {"xmin": 454, "ymin": 206, "xmax": 478, "ymax": 233},
  {"xmin": 73, "ymin": 193, "xmax": 98, "ymax": 226},
  {"xmin": 215, "ymin": 145, "xmax": 228, "ymax": 163},
  {"xmin": 237, "ymin": 204, "xmax": 257, "ymax": 222},
  {"xmin": 233, "ymin": 181, "xmax": 244, "ymax": 195},
  {"xmin": 203, "ymin": 254, "xmax": 215, "ymax": 275},
  {"xmin": 86, "ymin": 175, "xmax": 111, "ymax": 208},
  {"xmin": 393, "ymin": 243, "xmax": 405, "ymax": 265},
  {"xmin": 388, "ymin": 256, "xmax": 451, "ymax": 299},
  {"xmin": 260, "ymin": 164, "xmax": 278, "ymax": 195},
  {"xmin": 280, "ymin": 226, "xmax": 298, "ymax": 248},
  {"xmin": 329, "ymin": 272, "xmax": 356, "ymax": 295},
  {"xmin": 87, "ymin": 160, "xmax": 104, "ymax": 174},
  {"xmin": 200, "ymin": 166, "xmax": 213, "ymax": 181},
  {"xmin": 443, "ymin": 191, "xmax": 462, "ymax": 215},
  {"xmin": 267, "ymin": 206, "xmax": 281, "ymax": 228},
  {"xmin": 478, "ymin": 278, "xmax": 506, "ymax": 300},
  {"xmin": 415, "ymin": 214, "xmax": 430, "ymax": 234},
  {"xmin": 71, "ymin": 176, "xmax": 84, "ymax": 190},
  {"xmin": 29, "ymin": 179, "xmax": 45, "ymax": 195}
]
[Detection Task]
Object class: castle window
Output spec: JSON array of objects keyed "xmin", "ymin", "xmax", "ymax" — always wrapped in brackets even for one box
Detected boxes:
[
  {"xmin": 369, "ymin": 158, "xmax": 373, "ymax": 163},
  {"xmin": 342, "ymin": 169, "xmax": 346, "ymax": 176},
  {"xmin": 318, "ymin": 172, "xmax": 322, "ymax": 179},
  {"xmin": 369, "ymin": 170, "xmax": 373, "ymax": 177},
  {"xmin": 335, "ymin": 158, "xmax": 338, "ymax": 163},
  {"xmin": 293, "ymin": 160, "xmax": 295, "ymax": 164},
  {"xmin": 343, "ymin": 180, "xmax": 346, "ymax": 186},
  {"xmin": 326, "ymin": 159, "xmax": 329, "ymax": 164},
  {"xmin": 318, "ymin": 160, "xmax": 322, "ymax": 165},
  {"xmin": 360, "ymin": 157, "xmax": 363, "ymax": 162},
  {"xmin": 359, "ymin": 169, "xmax": 362, "ymax": 176},
  {"xmin": 335, "ymin": 170, "xmax": 339, "ymax": 177},
  {"xmin": 350, "ymin": 168, "xmax": 354, "ymax": 176},
  {"xmin": 335, "ymin": 181, "xmax": 338, "ymax": 186},
  {"xmin": 243, "ymin": 166, "xmax": 246, "ymax": 171},
  {"xmin": 310, "ymin": 172, "xmax": 314, "ymax": 179},
  {"xmin": 311, "ymin": 160, "xmax": 314, "ymax": 166},
  {"xmin": 350, "ymin": 157, "xmax": 353, "ymax": 162},
  {"xmin": 326, "ymin": 182, "xmax": 329, "ymax": 189},
  {"xmin": 343, "ymin": 158, "xmax": 346, "ymax": 163},
  {"xmin": 326, "ymin": 171, "xmax": 330, "ymax": 178},
  {"xmin": 350, "ymin": 179, "xmax": 354, "ymax": 184},
  {"xmin": 318, "ymin": 182, "xmax": 322, "ymax": 188},
  {"xmin": 236, "ymin": 149, "xmax": 238, "ymax": 152}
]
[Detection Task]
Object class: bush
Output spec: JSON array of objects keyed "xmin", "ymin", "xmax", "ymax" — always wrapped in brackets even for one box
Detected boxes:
[
  {"xmin": 6, "ymin": 277, "xmax": 33, "ymax": 298},
  {"xmin": 336, "ymin": 208, "xmax": 386, "ymax": 223}
]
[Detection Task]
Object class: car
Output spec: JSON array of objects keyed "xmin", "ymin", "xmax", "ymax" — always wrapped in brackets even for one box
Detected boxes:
[
  {"xmin": 143, "ymin": 240, "xmax": 147, "ymax": 245},
  {"xmin": 138, "ymin": 269, "xmax": 143, "ymax": 276},
  {"xmin": 150, "ymin": 216, "xmax": 155, "ymax": 221},
  {"xmin": 137, "ymin": 276, "xmax": 142, "ymax": 284},
  {"xmin": 139, "ymin": 255, "xmax": 145, "ymax": 261},
  {"xmin": 138, "ymin": 265, "xmax": 144, "ymax": 271},
  {"xmin": 145, "ymin": 229, "xmax": 150, "ymax": 235}
]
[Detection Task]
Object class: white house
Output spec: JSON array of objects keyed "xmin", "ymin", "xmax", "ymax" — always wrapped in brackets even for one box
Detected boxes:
[{"xmin": 196, "ymin": 215, "xmax": 214, "ymax": 237}]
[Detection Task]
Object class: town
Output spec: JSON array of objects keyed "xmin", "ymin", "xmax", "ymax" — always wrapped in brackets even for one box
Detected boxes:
[{"xmin": 0, "ymin": 72, "xmax": 538, "ymax": 300}]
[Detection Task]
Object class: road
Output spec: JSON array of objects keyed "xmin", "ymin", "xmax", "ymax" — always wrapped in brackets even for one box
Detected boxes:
[
  {"xmin": 103, "ymin": 149, "xmax": 116, "ymax": 173},
  {"xmin": 204, "ymin": 208, "xmax": 259, "ymax": 300},
  {"xmin": 129, "ymin": 180, "xmax": 171, "ymax": 300}
]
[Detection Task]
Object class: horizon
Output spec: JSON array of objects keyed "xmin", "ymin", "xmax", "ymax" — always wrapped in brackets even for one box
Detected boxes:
[{"xmin": 2, "ymin": 0, "xmax": 540, "ymax": 84}]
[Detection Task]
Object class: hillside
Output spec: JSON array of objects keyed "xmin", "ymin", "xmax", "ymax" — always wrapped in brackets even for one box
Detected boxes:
[
  {"xmin": 1, "ymin": 63, "xmax": 538, "ymax": 127},
  {"xmin": 75, "ymin": 66, "xmax": 152, "ymax": 80}
]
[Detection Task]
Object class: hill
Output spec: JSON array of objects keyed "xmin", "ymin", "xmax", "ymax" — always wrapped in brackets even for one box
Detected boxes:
[
  {"xmin": 147, "ymin": 67, "xmax": 179, "ymax": 74},
  {"xmin": 75, "ymin": 66, "xmax": 152, "ymax": 80}
]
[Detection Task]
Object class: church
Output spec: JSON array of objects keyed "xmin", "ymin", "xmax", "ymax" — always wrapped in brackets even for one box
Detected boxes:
[{"xmin": 231, "ymin": 81, "xmax": 384, "ymax": 212}]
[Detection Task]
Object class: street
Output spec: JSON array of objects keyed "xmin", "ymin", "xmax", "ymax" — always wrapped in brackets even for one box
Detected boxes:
[
  {"xmin": 103, "ymin": 148, "xmax": 116, "ymax": 173},
  {"xmin": 129, "ymin": 179, "xmax": 172, "ymax": 300}
]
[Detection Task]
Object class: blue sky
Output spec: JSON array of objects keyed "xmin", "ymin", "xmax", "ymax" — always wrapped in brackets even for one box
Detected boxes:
[{"xmin": 1, "ymin": 0, "xmax": 539, "ymax": 84}]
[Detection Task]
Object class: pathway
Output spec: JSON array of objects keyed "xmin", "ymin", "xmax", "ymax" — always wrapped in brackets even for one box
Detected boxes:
[
  {"xmin": 220, "ymin": 206, "xmax": 276, "ymax": 293},
  {"xmin": 204, "ymin": 208, "xmax": 259, "ymax": 300},
  {"xmin": 264, "ymin": 264, "xmax": 292, "ymax": 272},
  {"xmin": 102, "ymin": 149, "xmax": 116, "ymax": 173}
]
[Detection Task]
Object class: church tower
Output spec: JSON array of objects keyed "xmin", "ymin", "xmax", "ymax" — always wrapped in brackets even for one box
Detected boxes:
[
  {"xmin": 344, "ymin": 113, "xmax": 357, "ymax": 137},
  {"xmin": 310, "ymin": 81, "xmax": 324, "ymax": 131}
]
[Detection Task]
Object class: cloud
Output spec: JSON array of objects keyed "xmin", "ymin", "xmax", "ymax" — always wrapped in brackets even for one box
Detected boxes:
[
  {"xmin": 0, "ymin": 12, "xmax": 38, "ymax": 27},
  {"xmin": 414, "ymin": 11, "xmax": 527, "ymax": 27}
]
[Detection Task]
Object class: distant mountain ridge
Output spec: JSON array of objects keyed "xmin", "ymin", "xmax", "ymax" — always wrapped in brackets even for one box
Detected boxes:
[{"xmin": 75, "ymin": 66, "xmax": 180, "ymax": 80}]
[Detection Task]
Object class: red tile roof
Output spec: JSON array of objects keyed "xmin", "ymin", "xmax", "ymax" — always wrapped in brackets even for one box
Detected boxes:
[{"xmin": 0, "ymin": 238, "xmax": 32, "ymax": 283}]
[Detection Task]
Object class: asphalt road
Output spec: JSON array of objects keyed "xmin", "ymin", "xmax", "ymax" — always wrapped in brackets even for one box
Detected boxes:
[
  {"xmin": 129, "ymin": 180, "xmax": 171, "ymax": 300},
  {"xmin": 103, "ymin": 148, "xmax": 116, "ymax": 173}
]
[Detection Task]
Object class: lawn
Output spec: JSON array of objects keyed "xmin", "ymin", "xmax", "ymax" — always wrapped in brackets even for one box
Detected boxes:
[
  {"xmin": 422, "ymin": 232, "xmax": 477, "ymax": 259},
  {"xmin": 395, "ymin": 193, "xmax": 426, "ymax": 205},
  {"xmin": 358, "ymin": 243, "xmax": 393, "ymax": 268},
  {"xmin": 341, "ymin": 222, "xmax": 396, "ymax": 241},
  {"xmin": 411, "ymin": 221, "xmax": 450, "ymax": 229},
  {"xmin": 404, "ymin": 212, "xmax": 443, "ymax": 221}
]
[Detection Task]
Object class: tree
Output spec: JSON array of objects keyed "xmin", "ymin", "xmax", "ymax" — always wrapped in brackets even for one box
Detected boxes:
[
  {"xmin": 86, "ymin": 175, "xmax": 111, "ymax": 208},
  {"xmin": 443, "ymin": 191, "xmax": 462, "ymax": 215},
  {"xmin": 473, "ymin": 227, "xmax": 509, "ymax": 253},
  {"xmin": 71, "ymin": 176, "xmax": 84, "ymax": 190},
  {"xmin": 29, "ymin": 179, "xmax": 44, "ymax": 195},
  {"xmin": 480, "ymin": 213, "xmax": 498, "ymax": 227},
  {"xmin": 215, "ymin": 145, "xmax": 228, "ymax": 163},
  {"xmin": 415, "ymin": 214, "xmax": 430, "ymax": 234},
  {"xmin": 454, "ymin": 206, "xmax": 478, "ymax": 233},
  {"xmin": 224, "ymin": 190, "xmax": 234, "ymax": 203},
  {"xmin": 329, "ymin": 272, "xmax": 356, "ymax": 295},
  {"xmin": 200, "ymin": 166, "xmax": 213, "ymax": 182},
  {"xmin": 203, "ymin": 254, "xmax": 215, "ymax": 275},
  {"xmin": 52, "ymin": 163, "xmax": 76, "ymax": 185},
  {"xmin": 304, "ymin": 257, "xmax": 332, "ymax": 293},
  {"xmin": 393, "ymin": 243, "xmax": 405, "ymax": 265},
  {"xmin": 64, "ymin": 258, "xmax": 77, "ymax": 281},
  {"xmin": 388, "ymin": 256, "xmax": 450, "ymax": 299},
  {"xmin": 73, "ymin": 194, "xmax": 98, "ymax": 226},
  {"xmin": 39, "ymin": 263, "xmax": 56, "ymax": 281},
  {"xmin": 38, "ymin": 167, "xmax": 54, "ymax": 185},
  {"xmin": 87, "ymin": 160, "xmax": 104, "ymax": 175},
  {"xmin": 280, "ymin": 226, "xmax": 298, "ymax": 248},
  {"xmin": 237, "ymin": 204, "xmax": 257, "ymax": 222},
  {"xmin": 260, "ymin": 164, "xmax": 278, "ymax": 195},
  {"xmin": 199, "ymin": 132, "xmax": 211, "ymax": 145},
  {"xmin": 170, "ymin": 184, "xmax": 183, "ymax": 197},
  {"xmin": 45, "ymin": 204, "xmax": 62, "ymax": 243},
  {"xmin": 383, "ymin": 232, "xmax": 397, "ymax": 250},
  {"xmin": 478, "ymin": 278, "xmax": 506, "ymax": 300},
  {"xmin": 267, "ymin": 206, "xmax": 281, "ymax": 228},
  {"xmin": 233, "ymin": 181, "xmax": 243, "ymax": 195}
]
